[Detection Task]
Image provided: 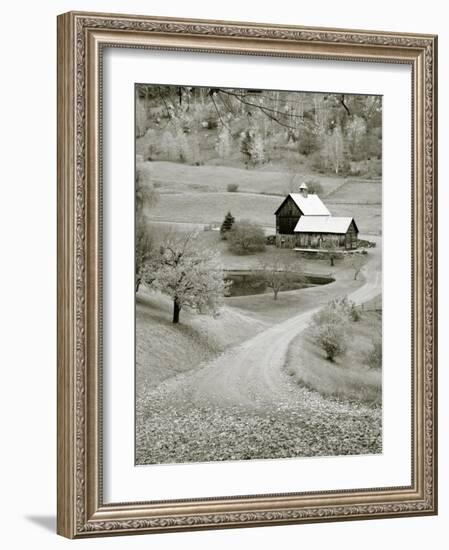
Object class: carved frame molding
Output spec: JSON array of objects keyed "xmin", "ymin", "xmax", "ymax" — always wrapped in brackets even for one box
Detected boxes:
[{"xmin": 57, "ymin": 11, "xmax": 437, "ymax": 538}]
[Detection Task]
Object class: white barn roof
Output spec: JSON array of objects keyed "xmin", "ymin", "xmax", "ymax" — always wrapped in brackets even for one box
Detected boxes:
[
  {"xmin": 294, "ymin": 216, "xmax": 355, "ymax": 234},
  {"xmin": 289, "ymin": 193, "xmax": 331, "ymax": 216}
]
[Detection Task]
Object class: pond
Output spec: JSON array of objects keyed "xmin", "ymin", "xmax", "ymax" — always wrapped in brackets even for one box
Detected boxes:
[{"xmin": 224, "ymin": 270, "xmax": 334, "ymax": 297}]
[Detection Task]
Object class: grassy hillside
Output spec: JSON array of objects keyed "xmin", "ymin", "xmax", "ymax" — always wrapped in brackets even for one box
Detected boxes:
[
  {"xmin": 285, "ymin": 310, "xmax": 382, "ymax": 403},
  {"xmin": 148, "ymin": 191, "xmax": 381, "ymax": 234},
  {"xmin": 148, "ymin": 161, "xmax": 345, "ymax": 196},
  {"xmin": 136, "ymin": 289, "xmax": 267, "ymax": 390},
  {"xmin": 326, "ymin": 179, "xmax": 381, "ymax": 204},
  {"xmin": 327, "ymin": 202, "xmax": 381, "ymax": 235},
  {"xmin": 148, "ymin": 191, "xmax": 279, "ymax": 229},
  {"xmin": 145, "ymin": 161, "xmax": 382, "ymax": 235}
]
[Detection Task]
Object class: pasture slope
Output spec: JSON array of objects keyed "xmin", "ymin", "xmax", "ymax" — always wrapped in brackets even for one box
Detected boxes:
[
  {"xmin": 285, "ymin": 311, "xmax": 382, "ymax": 404},
  {"xmin": 148, "ymin": 160, "xmax": 346, "ymax": 196},
  {"xmin": 147, "ymin": 161, "xmax": 382, "ymax": 235},
  {"xmin": 136, "ymin": 236, "xmax": 382, "ymax": 464},
  {"xmin": 136, "ymin": 291, "xmax": 267, "ymax": 388}
]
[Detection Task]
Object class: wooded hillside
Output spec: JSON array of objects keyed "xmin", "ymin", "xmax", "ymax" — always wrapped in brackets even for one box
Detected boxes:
[{"xmin": 136, "ymin": 85, "xmax": 382, "ymax": 178}]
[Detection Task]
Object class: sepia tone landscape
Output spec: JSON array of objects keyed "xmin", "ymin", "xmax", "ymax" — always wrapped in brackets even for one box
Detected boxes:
[{"xmin": 134, "ymin": 85, "xmax": 382, "ymax": 465}]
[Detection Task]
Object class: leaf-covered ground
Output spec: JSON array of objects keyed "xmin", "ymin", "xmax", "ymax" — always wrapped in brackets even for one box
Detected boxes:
[{"xmin": 136, "ymin": 373, "xmax": 382, "ymax": 465}]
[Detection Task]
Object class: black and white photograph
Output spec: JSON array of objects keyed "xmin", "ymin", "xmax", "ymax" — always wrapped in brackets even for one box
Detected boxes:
[{"xmin": 135, "ymin": 84, "xmax": 382, "ymax": 465}]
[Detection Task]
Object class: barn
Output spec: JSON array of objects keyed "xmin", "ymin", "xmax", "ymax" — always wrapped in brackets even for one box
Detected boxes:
[{"xmin": 274, "ymin": 182, "xmax": 359, "ymax": 250}]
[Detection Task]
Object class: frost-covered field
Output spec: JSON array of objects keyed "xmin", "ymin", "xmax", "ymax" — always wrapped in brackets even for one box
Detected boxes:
[
  {"xmin": 136, "ymin": 380, "xmax": 381, "ymax": 464},
  {"xmin": 136, "ymin": 239, "xmax": 382, "ymax": 464},
  {"xmin": 147, "ymin": 162, "xmax": 382, "ymax": 235}
]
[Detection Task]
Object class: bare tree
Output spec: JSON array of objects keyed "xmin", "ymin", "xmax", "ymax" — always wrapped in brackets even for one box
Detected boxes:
[
  {"xmin": 136, "ymin": 97, "xmax": 148, "ymax": 138},
  {"xmin": 135, "ymin": 160, "xmax": 160, "ymax": 292},
  {"xmin": 135, "ymin": 222, "xmax": 154, "ymax": 292},
  {"xmin": 136, "ymin": 160, "xmax": 159, "ymax": 217},
  {"xmin": 284, "ymin": 161, "xmax": 302, "ymax": 194},
  {"xmin": 323, "ymin": 238, "xmax": 339, "ymax": 267},
  {"xmin": 151, "ymin": 232, "xmax": 228, "ymax": 324},
  {"xmin": 259, "ymin": 253, "xmax": 305, "ymax": 300},
  {"xmin": 348, "ymin": 254, "xmax": 365, "ymax": 280},
  {"xmin": 322, "ymin": 127, "xmax": 345, "ymax": 175},
  {"xmin": 346, "ymin": 115, "xmax": 367, "ymax": 159},
  {"xmin": 284, "ymin": 167, "xmax": 324, "ymax": 196},
  {"xmin": 135, "ymin": 225, "xmax": 172, "ymax": 293},
  {"xmin": 215, "ymin": 125, "xmax": 232, "ymax": 159},
  {"xmin": 304, "ymin": 178, "xmax": 324, "ymax": 195}
]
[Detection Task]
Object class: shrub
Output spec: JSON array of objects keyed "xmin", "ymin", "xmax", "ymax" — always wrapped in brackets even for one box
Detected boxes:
[
  {"xmin": 228, "ymin": 220, "xmax": 266, "ymax": 254},
  {"xmin": 311, "ymin": 321, "xmax": 348, "ymax": 361},
  {"xmin": 309, "ymin": 296, "xmax": 360, "ymax": 361},
  {"xmin": 227, "ymin": 183, "xmax": 239, "ymax": 192},
  {"xmin": 358, "ymin": 238, "xmax": 376, "ymax": 248},
  {"xmin": 314, "ymin": 296, "xmax": 358, "ymax": 325},
  {"xmin": 350, "ymin": 302, "xmax": 361, "ymax": 322},
  {"xmin": 364, "ymin": 337, "xmax": 382, "ymax": 369}
]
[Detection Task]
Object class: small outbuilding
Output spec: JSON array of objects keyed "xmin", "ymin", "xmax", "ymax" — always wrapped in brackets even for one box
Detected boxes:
[{"xmin": 274, "ymin": 183, "xmax": 359, "ymax": 250}]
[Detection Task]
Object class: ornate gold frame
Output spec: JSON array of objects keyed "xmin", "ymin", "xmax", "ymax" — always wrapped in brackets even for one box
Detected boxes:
[{"xmin": 57, "ymin": 11, "xmax": 438, "ymax": 538}]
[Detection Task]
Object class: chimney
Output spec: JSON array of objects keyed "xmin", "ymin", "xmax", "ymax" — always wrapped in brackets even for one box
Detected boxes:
[{"xmin": 299, "ymin": 182, "xmax": 308, "ymax": 198}]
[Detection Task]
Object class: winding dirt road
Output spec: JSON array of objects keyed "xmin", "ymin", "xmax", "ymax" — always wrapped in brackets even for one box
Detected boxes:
[{"xmin": 158, "ymin": 237, "xmax": 382, "ymax": 411}]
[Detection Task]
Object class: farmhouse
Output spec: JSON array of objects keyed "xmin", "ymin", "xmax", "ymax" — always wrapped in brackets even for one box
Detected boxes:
[{"xmin": 274, "ymin": 183, "xmax": 359, "ymax": 250}]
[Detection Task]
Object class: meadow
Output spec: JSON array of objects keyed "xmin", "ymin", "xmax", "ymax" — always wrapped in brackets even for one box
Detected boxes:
[
  {"xmin": 285, "ymin": 310, "xmax": 382, "ymax": 404},
  {"xmin": 136, "ymin": 289, "xmax": 268, "ymax": 388},
  {"xmin": 147, "ymin": 161, "xmax": 382, "ymax": 235},
  {"xmin": 136, "ymin": 242, "xmax": 374, "ymax": 386},
  {"xmin": 148, "ymin": 160, "xmax": 346, "ymax": 196}
]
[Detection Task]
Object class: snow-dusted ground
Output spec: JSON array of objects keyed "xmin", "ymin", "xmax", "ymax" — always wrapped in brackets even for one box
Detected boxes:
[{"xmin": 137, "ymin": 237, "xmax": 382, "ymax": 464}]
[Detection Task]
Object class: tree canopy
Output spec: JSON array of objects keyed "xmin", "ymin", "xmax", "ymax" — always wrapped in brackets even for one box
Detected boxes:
[{"xmin": 148, "ymin": 232, "xmax": 228, "ymax": 323}]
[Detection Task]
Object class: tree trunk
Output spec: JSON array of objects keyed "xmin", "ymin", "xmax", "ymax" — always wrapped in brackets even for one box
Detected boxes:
[
  {"xmin": 330, "ymin": 256, "xmax": 334, "ymax": 267},
  {"xmin": 273, "ymin": 289, "xmax": 279, "ymax": 300},
  {"xmin": 172, "ymin": 298, "xmax": 180, "ymax": 324}
]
